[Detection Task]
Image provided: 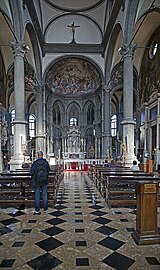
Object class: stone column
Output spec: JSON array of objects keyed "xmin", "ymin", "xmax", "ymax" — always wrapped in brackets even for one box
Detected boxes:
[
  {"xmin": 62, "ymin": 137, "xmax": 65, "ymax": 156},
  {"xmin": 35, "ymin": 85, "xmax": 45, "ymax": 155},
  {"xmin": 98, "ymin": 136, "xmax": 101, "ymax": 158},
  {"xmin": 143, "ymin": 104, "xmax": 149, "ymax": 171},
  {"xmin": 0, "ymin": 122, "xmax": 2, "ymax": 171},
  {"xmin": 102, "ymin": 85, "xmax": 111, "ymax": 160},
  {"xmin": 94, "ymin": 136, "xmax": 98, "ymax": 159},
  {"xmin": 10, "ymin": 42, "xmax": 28, "ymax": 170},
  {"xmin": 120, "ymin": 44, "xmax": 136, "ymax": 166}
]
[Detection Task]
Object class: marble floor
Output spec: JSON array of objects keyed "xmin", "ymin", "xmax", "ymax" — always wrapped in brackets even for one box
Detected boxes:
[{"xmin": 0, "ymin": 172, "xmax": 160, "ymax": 270}]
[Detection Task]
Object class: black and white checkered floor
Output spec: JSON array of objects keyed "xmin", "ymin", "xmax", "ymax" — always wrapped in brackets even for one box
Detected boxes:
[{"xmin": 0, "ymin": 172, "xmax": 160, "ymax": 269}]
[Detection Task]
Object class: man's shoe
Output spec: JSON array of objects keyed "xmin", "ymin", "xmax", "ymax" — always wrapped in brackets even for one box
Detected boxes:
[
  {"xmin": 33, "ymin": 211, "xmax": 41, "ymax": 215},
  {"xmin": 44, "ymin": 210, "xmax": 48, "ymax": 213}
]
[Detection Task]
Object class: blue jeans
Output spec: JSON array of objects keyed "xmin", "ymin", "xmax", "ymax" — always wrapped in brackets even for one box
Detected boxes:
[{"xmin": 34, "ymin": 185, "xmax": 48, "ymax": 212}]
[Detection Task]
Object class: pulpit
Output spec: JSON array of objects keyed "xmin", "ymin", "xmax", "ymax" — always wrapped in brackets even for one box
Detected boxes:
[{"xmin": 132, "ymin": 182, "xmax": 160, "ymax": 245}]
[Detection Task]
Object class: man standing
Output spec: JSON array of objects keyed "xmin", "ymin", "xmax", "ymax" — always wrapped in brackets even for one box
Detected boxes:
[{"xmin": 30, "ymin": 151, "xmax": 50, "ymax": 214}]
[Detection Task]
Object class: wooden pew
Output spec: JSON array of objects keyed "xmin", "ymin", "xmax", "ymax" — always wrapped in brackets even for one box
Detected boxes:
[
  {"xmin": 92, "ymin": 171, "xmax": 160, "ymax": 245},
  {"xmin": 88, "ymin": 166, "xmax": 157, "ymax": 207},
  {"xmin": 88, "ymin": 165, "xmax": 133, "ymax": 180},
  {"xmin": 97, "ymin": 171, "xmax": 154, "ymax": 198},
  {"xmin": 0, "ymin": 169, "xmax": 63, "ymax": 206},
  {"xmin": 99, "ymin": 174, "xmax": 156, "ymax": 207}
]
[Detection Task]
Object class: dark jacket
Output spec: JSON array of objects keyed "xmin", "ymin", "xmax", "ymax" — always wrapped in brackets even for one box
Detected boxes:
[{"xmin": 30, "ymin": 157, "xmax": 50, "ymax": 188}]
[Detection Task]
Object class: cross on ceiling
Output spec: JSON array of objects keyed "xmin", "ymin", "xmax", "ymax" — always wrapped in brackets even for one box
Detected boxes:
[{"xmin": 67, "ymin": 22, "xmax": 80, "ymax": 44}]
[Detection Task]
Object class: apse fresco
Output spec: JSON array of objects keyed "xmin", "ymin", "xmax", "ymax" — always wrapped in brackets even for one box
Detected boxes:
[{"xmin": 45, "ymin": 58, "xmax": 101, "ymax": 95}]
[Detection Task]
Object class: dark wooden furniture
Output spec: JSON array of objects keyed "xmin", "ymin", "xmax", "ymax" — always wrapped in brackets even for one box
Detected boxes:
[
  {"xmin": 132, "ymin": 182, "xmax": 160, "ymax": 245},
  {"xmin": 90, "ymin": 169, "xmax": 155, "ymax": 207},
  {"xmin": 0, "ymin": 169, "xmax": 63, "ymax": 206},
  {"xmin": 89, "ymin": 167, "xmax": 160, "ymax": 245}
]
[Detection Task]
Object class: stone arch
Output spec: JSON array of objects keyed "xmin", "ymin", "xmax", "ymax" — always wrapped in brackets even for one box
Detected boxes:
[
  {"xmin": 67, "ymin": 101, "xmax": 81, "ymax": 127},
  {"xmin": 104, "ymin": 22, "xmax": 123, "ymax": 84},
  {"xmin": 83, "ymin": 100, "xmax": 95, "ymax": 126},
  {"xmin": 52, "ymin": 100, "xmax": 65, "ymax": 126},
  {"xmin": 124, "ymin": 0, "xmax": 139, "ymax": 44}
]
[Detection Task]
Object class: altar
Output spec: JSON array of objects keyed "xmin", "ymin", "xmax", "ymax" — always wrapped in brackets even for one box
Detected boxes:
[
  {"xmin": 62, "ymin": 125, "xmax": 86, "ymax": 170},
  {"xmin": 63, "ymin": 125, "xmax": 85, "ymax": 159}
]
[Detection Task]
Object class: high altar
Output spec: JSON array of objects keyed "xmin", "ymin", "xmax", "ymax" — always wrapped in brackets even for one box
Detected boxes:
[{"xmin": 63, "ymin": 125, "xmax": 86, "ymax": 170}]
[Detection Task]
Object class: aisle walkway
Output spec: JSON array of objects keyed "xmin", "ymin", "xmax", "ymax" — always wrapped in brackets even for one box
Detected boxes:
[{"xmin": 0, "ymin": 172, "xmax": 160, "ymax": 269}]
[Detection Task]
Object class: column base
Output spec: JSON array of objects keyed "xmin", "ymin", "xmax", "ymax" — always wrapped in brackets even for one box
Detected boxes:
[
  {"xmin": 9, "ymin": 155, "xmax": 24, "ymax": 171},
  {"xmin": 132, "ymin": 229, "xmax": 160, "ymax": 245},
  {"xmin": 124, "ymin": 153, "xmax": 135, "ymax": 167}
]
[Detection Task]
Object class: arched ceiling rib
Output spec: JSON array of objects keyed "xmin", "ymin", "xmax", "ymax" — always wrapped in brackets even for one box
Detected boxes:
[
  {"xmin": 44, "ymin": 13, "xmax": 103, "ymax": 44},
  {"xmin": 44, "ymin": 0, "xmax": 106, "ymax": 13}
]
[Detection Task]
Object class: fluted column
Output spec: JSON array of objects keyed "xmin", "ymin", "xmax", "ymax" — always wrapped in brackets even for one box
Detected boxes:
[
  {"xmin": 102, "ymin": 85, "xmax": 111, "ymax": 160},
  {"xmin": 121, "ymin": 44, "xmax": 136, "ymax": 166},
  {"xmin": 10, "ymin": 42, "xmax": 28, "ymax": 170}
]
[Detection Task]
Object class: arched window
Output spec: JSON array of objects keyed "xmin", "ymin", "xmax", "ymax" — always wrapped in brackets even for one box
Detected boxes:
[
  {"xmin": 87, "ymin": 105, "xmax": 94, "ymax": 125},
  {"xmin": 68, "ymin": 104, "xmax": 79, "ymax": 126},
  {"xmin": 70, "ymin": 117, "xmax": 77, "ymax": 126},
  {"xmin": 29, "ymin": 114, "xmax": 36, "ymax": 138},
  {"xmin": 111, "ymin": 114, "xmax": 117, "ymax": 136},
  {"xmin": 53, "ymin": 105, "xmax": 61, "ymax": 125}
]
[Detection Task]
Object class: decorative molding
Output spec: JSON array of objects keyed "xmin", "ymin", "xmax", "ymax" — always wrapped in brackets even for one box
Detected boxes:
[{"xmin": 43, "ymin": 43, "xmax": 103, "ymax": 54}]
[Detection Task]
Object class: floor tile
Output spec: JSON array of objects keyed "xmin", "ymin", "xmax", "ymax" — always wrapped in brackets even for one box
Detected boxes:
[
  {"xmin": 98, "ymin": 236, "xmax": 125, "ymax": 250},
  {"xmin": 95, "ymin": 225, "xmax": 117, "ymax": 236},
  {"xmin": 75, "ymin": 240, "xmax": 87, "ymax": 246},
  {"xmin": 91, "ymin": 210, "xmax": 107, "ymax": 216},
  {"xmin": 102, "ymin": 251, "xmax": 135, "ymax": 269},
  {"xmin": 46, "ymin": 218, "xmax": 66, "ymax": 226},
  {"xmin": 1, "ymin": 218, "xmax": 19, "ymax": 226},
  {"xmin": 42, "ymin": 226, "xmax": 65, "ymax": 236},
  {"xmin": 0, "ymin": 226, "xmax": 12, "ymax": 235},
  {"xmin": 145, "ymin": 257, "xmax": 160, "ymax": 265},
  {"xmin": 0, "ymin": 172, "xmax": 159, "ymax": 270},
  {"xmin": 36, "ymin": 237, "xmax": 64, "ymax": 251},
  {"xmin": 27, "ymin": 253, "xmax": 62, "ymax": 269},
  {"xmin": 92, "ymin": 217, "xmax": 112, "ymax": 224},
  {"xmin": 0, "ymin": 259, "xmax": 16, "ymax": 268},
  {"xmin": 49, "ymin": 211, "xmax": 66, "ymax": 217},
  {"xmin": 76, "ymin": 258, "xmax": 90, "ymax": 266}
]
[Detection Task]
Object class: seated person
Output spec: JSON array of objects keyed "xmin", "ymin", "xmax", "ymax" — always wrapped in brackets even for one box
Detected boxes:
[{"xmin": 130, "ymin": 160, "xmax": 140, "ymax": 171}]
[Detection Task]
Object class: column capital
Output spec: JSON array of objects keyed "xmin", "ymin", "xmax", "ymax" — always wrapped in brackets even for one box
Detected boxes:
[
  {"xmin": 10, "ymin": 42, "xmax": 28, "ymax": 58},
  {"xmin": 102, "ymin": 84, "xmax": 111, "ymax": 93},
  {"xmin": 119, "ymin": 44, "xmax": 137, "ymax": 59},
  {"xmin": 34, "ymin": 84, "xmax": 44, "ymax": 94}
]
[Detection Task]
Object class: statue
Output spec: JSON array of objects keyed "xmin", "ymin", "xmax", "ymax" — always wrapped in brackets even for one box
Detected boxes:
[{"xmin": 89, "ymin": 145, "xmax": 95, "ymax": 159}]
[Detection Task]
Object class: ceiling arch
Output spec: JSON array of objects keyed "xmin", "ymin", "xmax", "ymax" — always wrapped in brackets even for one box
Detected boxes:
[
  {"xmin": 44, "ymin": 0, "xmax": 106, "ymax": 12},
  {"xmin": 44, "ymin": 13, "xmax": 103, "ymax": 44}
]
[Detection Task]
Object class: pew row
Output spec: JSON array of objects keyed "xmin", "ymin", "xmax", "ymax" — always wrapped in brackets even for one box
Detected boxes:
[
  {"xmin": 88, "ymin": 166, "xmax": 159, "ymax": 207},
  {"xmin": 0, "ymin": 170, "xmax": 63, "ymax": 206},
  {"xmin": 90, "ymin": 168, "xmax": 160, "ymax": 245}
]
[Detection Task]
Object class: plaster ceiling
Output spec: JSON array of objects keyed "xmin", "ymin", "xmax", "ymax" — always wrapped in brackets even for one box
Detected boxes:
[{"xmin": 42, "ymin": 0, "xmax": 107, "ymax": 44}]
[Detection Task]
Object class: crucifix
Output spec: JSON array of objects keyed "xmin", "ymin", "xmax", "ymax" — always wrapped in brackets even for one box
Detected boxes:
[{"xmin": 67, "ymin": 22, "xmax": 80, "ymax": 44}]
